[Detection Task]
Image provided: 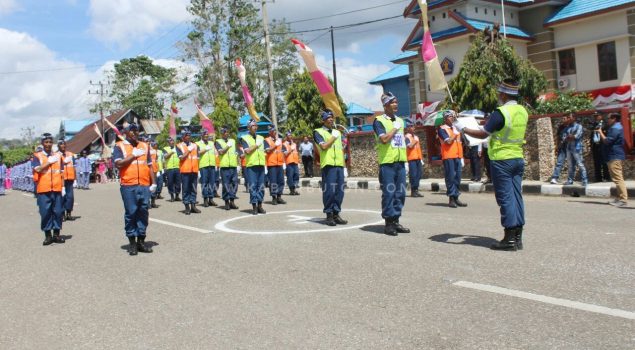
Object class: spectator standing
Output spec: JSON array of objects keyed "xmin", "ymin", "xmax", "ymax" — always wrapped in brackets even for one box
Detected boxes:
[
  {"xmin": 589, "ymin": 113, "xmax": 611, "ymax": 182},
  {"xmin": 598, "ymin": 113, "xmax": 628, "ymax": 207},
  {"xmin": 299, "ymin": 136, "xmax": 314, "ymax": 178}
]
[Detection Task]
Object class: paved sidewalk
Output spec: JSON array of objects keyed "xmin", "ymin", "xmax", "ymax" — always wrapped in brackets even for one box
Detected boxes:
[{"xmin": 294, "ymin": 177, "xmax": 635, "ymax": 198}]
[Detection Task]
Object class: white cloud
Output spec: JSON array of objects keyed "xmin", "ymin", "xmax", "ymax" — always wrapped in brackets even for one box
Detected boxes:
[
  {"xmin": 88, "ymin": 0, "xmax": 191, "ymax": 47},
  {"xmin": 0, "ymin": 0, "xmax": 18, "ymax": 16}
]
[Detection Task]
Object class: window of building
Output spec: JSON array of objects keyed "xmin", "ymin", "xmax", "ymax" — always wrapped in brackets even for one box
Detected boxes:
[
  {"xmin": 475, "ymin": 7, "xmax": 478, "ymax": 13},
  {"xmin": 432, "ymin": 15, "xmax": 435, "ymax": 21},
  {"xmin": 484, "ymin": 8, "xmax": 488, "ymax": 15},
  {"xmin": 597, "ymin": 41, "xmax": 618, "ymax": 81},
  {"xmin": 442, "ymin": 12, "xmax": 446, "ymax": 19},
  {"xmin": 511, "ymin": 12, "xmax": 514, "ymax": 19},
  {"xmin": 558, "ymin": 49, "xmax": 576, "ymax": 76},
  {"xmin": 494, "ymin": 10, "xmax": 496, "ymax": 16}
]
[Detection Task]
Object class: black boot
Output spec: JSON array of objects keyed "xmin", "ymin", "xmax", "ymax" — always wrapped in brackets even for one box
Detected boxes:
[
  {"xmin": 325, "ymin": 213, "xmax": 336, "ymax": 226},
  {"xmin": 454, "ymin": 197, "xmax": 467, "ymax": 207},
  {"xmin": 491, "ymin": 228, "xmax": 518, "ymax": 251},
  {"xmin": 257, "ymin": 202, "xmax": 266, "ymax": 214},
  {"xmin": 137, "ymin": 236, "xmax": 153, "ymax": 253},
  {"xmin": 151, "ymin": 198, "xmax": 158, "ymax": 208},
  {"xmin": 333, "ymin": 213, "xmax": 348, "ymax": 225},
  {"xmin": 252, "ymin": 204, "xmax": 258, "ymax": 215},
  {"xmin": 43, "ymin": 231, "xmax": 53, "ymax": 246},
  {"xmin": 52, "ymin": 229, "xmax": 65, "ymax": 244},
  {"xmin": 169, "ymin": 194, "xmax": 175, "ymax": 202},
  {"xmin": 229, "ymin": 200, "xmax": 239, "ymax": 210},
  {"xmin": 184, "ymin": 203, "xmax": 191, "ymax": 215},
  {"xmin": 448, "ymin": 197, "xmax": 457, "ymax": 208},
  {"xmin": 271, "ymin": 197, "xmax": 278, "ymax": 205},
  {"xmin": 209, "ymin": 198, "xmax": 217, "ymax": 206},
  {"xmin": 157, "ymin": 194, "xmax": 163, "ymax": 199},
  {"xmin": 384, "ymin": 218, "xmax": 397, "ymax": 236},
  {"xmin": 414, "ymin": 190, "xmax": 424, "ymax": 198},
  {"xmin": 175, "ymin": 194, "xmax": 181, "ymax": 202},
  {"xmin": 277, "ymin": 195, "xmax": 286, "ymax": 204},
  {"xmin": 66, "ymin": 211, "xmax": 75, "ymax": 221},
  {"xmin": 394, "ymin": 218, "xmax": 410, "ymax": 233},
  {"xmin": 202, "ymin": 198, "xmax": 209, "ymax": 208},
  {"xmin": 224, "ymin": 201, "xmax": 231, "ymax": 211},
  {"xmin": 514, "ymin": 226, "xmax": 523, "ymax": 250},
  {"xmin": 190, "ymin": 203, "xmax": 201, "ymax": 214},
  {"xmin": 128, "ymin": 237, "xmax": 138, "ymax": 256}
]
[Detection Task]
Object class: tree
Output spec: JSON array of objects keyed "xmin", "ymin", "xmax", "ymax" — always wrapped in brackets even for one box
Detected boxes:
[
  {"xmin": 103, "ymin": 56, "xmax": 179, "ymax": 119},
  {"xmin": 156, "ymin": 116, "xmax": 183, "ymax": 149},
  {"xmin": 285, "ymin": 71, "xmax": 347, "ymax": 137},
  {"xmin": 446, "ymin": 31, "xmax": 547, "ymax": 112},
  {"xmin": 1, "ymin": 146, "xmax": 35, "ymax": 166},
  {"xmin": 209, "ymin": 93, "xmax": 239, "ymax": 137},
  {"xmin": 533, "ymin": 90, "xmax": 594, "ymax": 115}
]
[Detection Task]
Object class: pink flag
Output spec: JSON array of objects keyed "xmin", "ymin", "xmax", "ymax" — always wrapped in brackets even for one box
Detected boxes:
[
  {"xmin": 104, "ymin": 119, "xmax": 123, "ymax": 140},
  {"xmin": 169, "ymin": 101, "xmax": 177, "ymax": 138},
  {"xmin": 93, "ymin": 123, "xmax": 105, "ymax": 145},
  {"xmin": 235, "ymin": 58, "xmax": 260, "ymax": 121},
  {"xmin": 418, "ymin": 0, "xmax": 447, "ymax": 91},
  {"xmin": 194, "ymin": 97, "xmax": 215, "ymax": 135}
]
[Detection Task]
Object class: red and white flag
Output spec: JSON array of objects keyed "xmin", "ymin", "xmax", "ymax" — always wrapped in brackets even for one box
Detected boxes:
[{"xmin": 418, "ymin": 0, "xmax": 447, "ymax": 91}]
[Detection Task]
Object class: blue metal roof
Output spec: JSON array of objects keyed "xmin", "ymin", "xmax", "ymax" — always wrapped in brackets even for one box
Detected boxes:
[
  {"xmin": 408, "ymin": 0, "xmax": 534, "ymax": 16},
  {"xmin": 346, "ymin": 102, "xmax": 374, "ymax": 116},
  {"xmin": 545, "ymin": 0, "xmax": 635, "ymax": 25},
  {"xmin": 409, "ymin": 26, "xmax": 470, "ymax": 47},
  {"xmin": 64, "ymin": 118, "xmax": 97, "ymax": 134},
  {"xmin": 238, "ymin": 113, "xmax": 270, "ymax": 126},
  {"xmin": 464, "ymin": 18, "xmax": 532, "ymax": 39},
  {"xmin": 368, "ymin": 65, "xmax": 409, "ymax": 84},
  {"xmin": 390, "ymin": 51, "xmax": 418, "ymax": 63}
]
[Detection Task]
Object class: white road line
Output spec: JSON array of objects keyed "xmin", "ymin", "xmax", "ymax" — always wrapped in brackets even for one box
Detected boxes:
[
  {"xmin": 605, "ymin": 232, "xmax": 619, "ymax": 235},
  {"xmin": 149, "ymin": 218, "xmax": 213, "ymax": 234},
  {"xmin": 453, "ymin": 280, "xmax": 635, "ymax": 320},
  {"xmin": 22, "ymin": 193, "xmax": 34, "ymax": 198}
]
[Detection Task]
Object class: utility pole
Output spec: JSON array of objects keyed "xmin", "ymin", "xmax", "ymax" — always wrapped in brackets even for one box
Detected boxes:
[
  {"xmin": 89, "ymin": 80, "xmax": 106, "ymax": 155},
  {"xmin": 330, "ymin": 26, "xmax": 338, "ymax": 95},
  {"xmin": 261, "ymin": 0, "xmax": 278, "ymax": 130}
]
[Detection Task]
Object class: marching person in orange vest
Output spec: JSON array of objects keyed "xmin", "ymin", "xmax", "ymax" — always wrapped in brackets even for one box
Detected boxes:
[
  {"xmin": 57, "ymin": 139, "xmax": 77, "ymax": 220},
  {"xmin": 32, "ymin": 133, "xmax": 66, "ymax": 245},
  {"xmin": 264, "ymin": 126, "xmax": 286, "ymax": 205},
  {"xmin": 176, "ymin": 128, "xmax": 201, "ymax": 215},
  {"xmin": 405, "ymin": 121, "xmax": 424, "ymax": 198},
  {"xmin": 438, "ymin": 110, "xmax": 467, "ymax": 208},
  {"xmin": 283, "ymin": 130, "xmax": 300, "ymax": 195},
  {"xmin": 113, "ymin": 123, "xmax": 157, "ymax": 256}
]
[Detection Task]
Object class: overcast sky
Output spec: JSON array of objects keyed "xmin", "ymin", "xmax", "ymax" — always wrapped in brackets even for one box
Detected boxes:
[{"xmin": 0, "ymin": 0, "xmax": 415, "ymax": 139}]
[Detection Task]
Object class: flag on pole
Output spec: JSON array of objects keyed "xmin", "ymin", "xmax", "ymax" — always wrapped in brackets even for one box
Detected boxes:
[
  {"xmin": 169, "ymin": 101, "xmax": 177, "ymax": 138},
  {"xmin": 291, "ymin": 38, "xmax": 344, "ymax": 118},
  {"xmin": 194, "ymin": 97, "xmax": 215, "ymax": 135},
  {"xmin": 235, "ymin": 59, "xmax": 260, "ymax": 122},
  {"xmin": 104, "ymin": 118, "xmax": 123, "ymax": 140},
  {"xmin": 92, "ymin": 123, "xmax": 105, "ymax": 145},
  {"xmin": 418, "ymin": 0, "xmax": 447, "ymax": 91}
]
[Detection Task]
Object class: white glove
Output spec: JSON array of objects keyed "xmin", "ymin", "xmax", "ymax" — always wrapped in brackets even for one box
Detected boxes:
[
  {"xmin": 420, "ymin": 159, "xmax": 424, "ymax": 166},
  {"xmin": 393, "ymin": 119, "xmax": 402, "ymax": 129},
  {"xmin": 64, "ymin": 158, "xmax": 72, "ymax": 164},
  {"xmin": 255, "ymin": 140, "xmax": 263, "ymax": 147},
  {"xmin": 274, "ymin": 139, "xmax": 281, "ymax": 146},
  {"xmin": 283, "ymin": 163, "xmax": 286, "ymax": 170},
  {"xmin": 132, "ymin": 148, "xmax": 145, "ymax": 157},
  {"xmin": 332, "ymin": 130, "xmax": 341, "ymax": 138},
  {"xmin": 206, "ymin": 145, "xmax": 213, "ymax": 151},
  {"xmin": 227, "ymin": 140, "xmax": 235, "ymax": 147},
  {"xmin": 453, "ymin": 119, "xmax": 465, "ymax": 132},
  {"xmin": 188, "ymin": 144, "xmax": 196, "ymax": 152},
  {"xmin": 61, "ymin": 186, "xmax": 66, "ymax": 197},
  {"xmin": 460, "ymin": 158, "xmax": 465, "ymax": 167},
  {"xmin": 149, "ymin": 184, "xmax": 157, "ymax": 193},
  {"xmin": 47, "ymin": 155, "xmax": 59, "ymax": 163}
]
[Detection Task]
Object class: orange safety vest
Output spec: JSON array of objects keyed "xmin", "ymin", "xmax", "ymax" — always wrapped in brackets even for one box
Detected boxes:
[
  {"xmin": 438, "ymin": 125, "xmax": 463, "ymax": 160},
  {"xmin": 178, "ymin": 142, "xmax": 199, "ymax": 173},
  {"xmin": 61, "ymin": 151, "xmax": 76, "ymax": 181},
  {"xmin": 215, "ymin": 149, "xmax": 221, "ymax": 168},
  {"xmin": 117, "ymin": 141, "xmax": 151, "ymax": 186},
  {"xmin": 405, "ymin": 134, "xmax": 422, "ymax": 161},
  {"xmin": 34, "ymin": 151, "xmax": 63, "ymax": 193},
  {"xmin": 150, "ymin": 149, "xmax": 159, "ymax": 173},
  {"xmin": 265, "ymin": 137, "xmax": 284, "ymax": 166},
  {"xmin": 284, "ymin": 140, "xmax": 299, "ymax": 165}
]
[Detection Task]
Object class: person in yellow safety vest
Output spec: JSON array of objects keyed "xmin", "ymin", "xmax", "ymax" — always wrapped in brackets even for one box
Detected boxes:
[
  {"xmin": 373, "ymin": 92, "xmax": 410, "ymax": 236},
  {"xmin": 312, "ymin": 109, "xmax": 348, "ymax": 226},
  {"xmin": 57, "ymin": 139, "xmax": 77, "ymax": 221},
  {"xmin": 240, "ymin": 119, "xmax": 267, "ymax": 215},
  {"xmin": 113, "ymin": 123, "xmax": 157, "ymax": 255},
  {"xmin": 438, "ymin": 110, "xmax": 467, "ymax": 209},
  {"xmin": 460, "ymin": 79, "xmax": 529, "ymax": 251},
  {"xmin": 162, "ymin": 137, "xmax": 181, "ymax": 202},
  {"xmin": 215, "ymin": 126, "xmax": 240, "ymax": 211},
  {"xmin": 405, "ymin": 121, "xmax": 424, "ymax": 198},
  {"xmin": 176, "ymin": 129, "xmax": 200, "ymax": 215},
  {"xmin": 196, "ymin": 130, "xmax": 218, "ymax": 207},
  {"xmin": 32, "ymin": 133, "xmax": 66, "ymax": 246},
  {"xmin": 283, "ymin": 130, "xmax": 300, "ymax": 195}
]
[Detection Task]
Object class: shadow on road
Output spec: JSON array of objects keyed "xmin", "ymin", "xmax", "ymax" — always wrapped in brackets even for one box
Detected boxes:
[
  {"xmin": 359, "ymin": 225, "xmax": 385, "ymax": 234},
  {"xmin": 429, "ymin": 233, "xmax": 498, "ymax": 248},
  {"xmin": 425, "ymin": 203, "xmax": 451, "ymax": 208},
  {"xmin": 119, "ymin": 241, "xmax": 159, "ymax": 251}
]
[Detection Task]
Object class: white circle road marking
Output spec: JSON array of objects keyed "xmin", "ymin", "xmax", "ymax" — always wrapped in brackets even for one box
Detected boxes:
[{"xmin": 214, "ymin": 209, "xmax": 384, "ymax": 235}]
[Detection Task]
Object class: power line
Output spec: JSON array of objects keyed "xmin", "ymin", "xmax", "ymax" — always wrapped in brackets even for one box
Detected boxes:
[
  {"xmin": 286, "ymin": 0, "xmax": 408, "ymax": 24},
  {"xmin": 271, "ymin": 14, "xmax": 403, "ymax": 35}
]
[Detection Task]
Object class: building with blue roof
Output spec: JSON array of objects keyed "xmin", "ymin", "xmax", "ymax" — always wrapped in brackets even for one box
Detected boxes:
[
  {"xmin": 345, "ymin": 102, "xmax": 375, "ymax": 131},
  {"xmin": 237, "ymin": 113, "xmax": 272, "ymax": 138},
  {"xmin": 59, "ymin": 118, "xmax": 97, "ymax": 141},
  {"xmin": 393, "ymin": 0, "xmax": 635, "ymax": 111},
  {"xmin": 368, "ymin": 64, "xmax": 411, "ymax": 117}
]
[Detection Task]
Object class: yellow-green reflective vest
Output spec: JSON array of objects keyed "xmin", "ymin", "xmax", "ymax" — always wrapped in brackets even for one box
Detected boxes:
[
  {"xmin": 157, "ymin": 151, "xmax": 164, "ymax": 172},
  {"xmin": 488, "ymin": 103, "xmax": 528, "ymax": 161},
  {"xmin": 196, "ymin": 140, "xmax": 216, "ymax": 168},
  {"xmin": 216, "ymin": 138, "xmax": 238, "ymax": 167},
  {"xmin": 374, "ymin": 115, "xmax": 407, "ymax": 164},
  {"xmin": 314, "ymin": 127, "xmax": 344, "ymax": 168},
  {"xmin": 241, "ymin": 134, "xmax": 266, "ymax": 167},
  {"xmin": 163, "ymin": 146, "xmax": 180, "ymax": 169}
]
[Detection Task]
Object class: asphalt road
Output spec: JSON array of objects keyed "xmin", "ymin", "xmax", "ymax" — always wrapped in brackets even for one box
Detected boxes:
[{"xmin": 0, "ymin": 183, "xmax": 633, "ymax": 349}]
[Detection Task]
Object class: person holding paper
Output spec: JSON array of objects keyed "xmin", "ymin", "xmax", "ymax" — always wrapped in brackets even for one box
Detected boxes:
[
  {"xmin": 373, "ymin": 92, "xmax": 410, "ymax": 236},
  {"xmin": 438, "ymin": 111, "xmax": 467, "ymax": 208},
  {"xmin": 216, "ymin": 126, "xmax": 239, "ymax": 211},
  {"xmin": 460, "ymin": 79, "xmax": 528, "ymax": 251},
  {"xmin": 176, "ymin": 129, "xmax": 201, "ymax": 215},
  {"xmin": 32, "ymin": 133, "xmax": 66, "ymax": 246},
  {"xmin": 313, "ymin": 110, "xmax": 348, "ymax": 227},
  {"xmin": 113, "ymin": 124, "xmax": 157, "ymax": 255},
  {"xmin": 196, "ymin": 130, "xmax": 218, "ymax": 208},
  {"xmin": 241, "ymin": 120, "xmax": 267, "ymax": 215},
  {"xmin": 405, "ymin": 121, "xmax": 424, "ymax": 198},
  {"xmin": 264, "ymin": 126, "xmax": 286, "ymax": 205}
]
